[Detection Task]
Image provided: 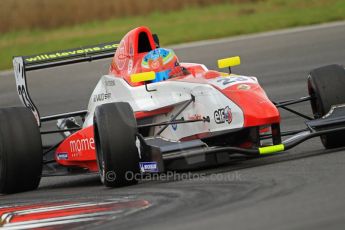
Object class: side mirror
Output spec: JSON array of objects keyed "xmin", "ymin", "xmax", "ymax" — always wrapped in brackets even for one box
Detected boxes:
[
  {"xmin": 217, "ymin": 56, "xmax": 241, "ymax": 74},
  {"xmin": 130, "ymin": 71, "xmax": 156, "ymax": 83}
]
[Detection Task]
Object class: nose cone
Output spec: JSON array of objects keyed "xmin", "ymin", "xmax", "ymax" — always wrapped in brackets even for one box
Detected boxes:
[{"xmin": 221, "ymin": 83, "xmax": 280, "ymax": 127}]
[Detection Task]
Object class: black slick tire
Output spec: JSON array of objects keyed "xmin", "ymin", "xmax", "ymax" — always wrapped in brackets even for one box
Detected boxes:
[
  {"xmin": 0, "ymin": 107, "xmax": 42, "ymax": 194},
  {"xmin": 308, "ymin": 64, "xmax": 345, "ymax": 148},
  {"xmin": 94, "ymin": 102, "xmax": 140, "ymax": 187}
]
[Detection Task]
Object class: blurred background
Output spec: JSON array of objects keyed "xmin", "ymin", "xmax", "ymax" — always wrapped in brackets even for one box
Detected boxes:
[
  {"xmin": 0, "ymin": 0, "xmax": 344, "ymax": 70},
  {"xmin": 0, "ymin": 0, "xmax": 250, "ymax": 32}
]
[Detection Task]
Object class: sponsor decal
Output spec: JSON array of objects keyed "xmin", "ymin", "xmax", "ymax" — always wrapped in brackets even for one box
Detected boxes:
[
  {"xmin": 237, "ymin": 84, "xmax": 251, "ymax": 90},
  {"xmin": 139, "ymin": 162, "xmax": 158, "ymax": 173},
  {"xmin": 56, "ymin": 152, "xmax": 68, "ymax": 160},
  {"xmin": 115, "ymin": 41, "xmax": 127, "ymax": 70},
  {"xmin": 214, "ymin": 106, "xmax": 232, "ymax": 124},
  {"xmin": 170, "ymin": 115, "xmax": 178, "ymax": 131},
  {"xmin": 128, "ymin": 59, "xmax": 133, "ymax": 74},
  {"xmin": 188, "ymin": 114, "xmax": 202, "ymax": 120},
  {"xmin": 105, "ymin": 80, "xmax": 115, "ymax": 86},
  {"xmin": 24, "ymin": 43, "xmax": 118, "ymax": 63},
  {"xmin": 171, "ymin": 123, "xmax": 177, "ymax": 131},
  {"xmin": 129, "ymin": 41, "xmax": 134, "ymax": 56},
  {"xmin": 93, "ymin": 93, "xmax": 111, "ymax": 102},
  {"xmin": 70, "ymin": 137, "xmax": 95, "ymax": 153}
]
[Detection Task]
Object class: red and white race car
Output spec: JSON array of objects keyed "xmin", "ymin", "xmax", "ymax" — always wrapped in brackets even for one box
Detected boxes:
[{"xmin": 2, "ymin": 26, "xmax": 345, "ymax": 194}]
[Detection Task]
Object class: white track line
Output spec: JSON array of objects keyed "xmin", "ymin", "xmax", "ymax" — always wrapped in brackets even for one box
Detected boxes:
[
  {"xmin": 0, "ymin": 70, "xmax": 13, "ymax": 77},
  {"xmin": 171, "ymin": 20, "xmax": 345, "ymax": 49}
]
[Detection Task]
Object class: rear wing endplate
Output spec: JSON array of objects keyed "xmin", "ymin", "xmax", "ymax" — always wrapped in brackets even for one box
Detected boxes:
[{"xmin": 12, "ymin": 41, "xmax": 119, "ymax": 126}]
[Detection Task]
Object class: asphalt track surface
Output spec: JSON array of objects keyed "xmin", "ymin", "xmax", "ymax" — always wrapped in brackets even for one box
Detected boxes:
[{"xmin": 1, "ymin": 22, "xmax": 345, "ymax": 229}]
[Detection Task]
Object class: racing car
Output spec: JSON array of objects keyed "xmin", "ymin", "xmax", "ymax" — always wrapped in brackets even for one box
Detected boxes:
[{"xmin": 1, "ymin": 26, "xmax": 345, "ymax": 194}]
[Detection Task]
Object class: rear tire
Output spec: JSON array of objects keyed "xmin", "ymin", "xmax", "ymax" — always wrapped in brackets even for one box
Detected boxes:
[
  {"xmin": 308, "ymin": 64, "xmax": 345, "ymax": 148},
  {"xmin": 94, "ymin": 102, "xmax": 140, "ymax": 187},
  {"xmin": 0, "ymin": 107, "xmax": 42, "ymax": 194}
]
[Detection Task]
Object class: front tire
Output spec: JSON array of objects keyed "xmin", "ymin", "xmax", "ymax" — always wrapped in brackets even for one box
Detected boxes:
[
  {"xmin": 0, "ymin": 107, "xmax": 42, "ymax": 194},
  {"xmin": 94, "ymin": 102, "xmax": 140, "ymax": 187},
  {"xmin": 308, "ymin": 64, "xmax": 345, "ymax": 148}
]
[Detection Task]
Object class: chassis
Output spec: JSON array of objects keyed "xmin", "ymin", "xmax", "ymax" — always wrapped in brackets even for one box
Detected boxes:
[{"xmin": 1, "ymin": 27, "xmax": 345, "ymax": 194}]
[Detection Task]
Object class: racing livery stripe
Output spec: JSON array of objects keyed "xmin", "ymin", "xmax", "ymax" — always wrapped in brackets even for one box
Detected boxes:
[{"xmin": 0, "ymin": 199, "xmax": 150, "ymax": 229}]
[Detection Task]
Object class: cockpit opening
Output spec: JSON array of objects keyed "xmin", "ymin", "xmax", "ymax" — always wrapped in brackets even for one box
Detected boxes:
[{"xmin": 138, "ymin": 32, "xmax": 153, "ymax": 53}]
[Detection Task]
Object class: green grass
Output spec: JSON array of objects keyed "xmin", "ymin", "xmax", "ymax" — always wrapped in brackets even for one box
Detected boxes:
[{"xmin": 1, "ymin": 0, "xmax": 345, "ymax": 70}]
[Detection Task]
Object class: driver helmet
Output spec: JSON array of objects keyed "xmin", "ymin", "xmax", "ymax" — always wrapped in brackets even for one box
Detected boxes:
[{"xmin": 141, "ymin": 48, "xmax": 184, "ymax": 82}]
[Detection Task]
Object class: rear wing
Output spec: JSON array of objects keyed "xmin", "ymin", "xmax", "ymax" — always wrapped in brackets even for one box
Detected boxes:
[
  {"xmin": 12, "ymin": 41, "xmax": 119, "ymax": 126},
  {"xmin": 12, "ymin": 33, "xmax": 160, "ymax": 127}
]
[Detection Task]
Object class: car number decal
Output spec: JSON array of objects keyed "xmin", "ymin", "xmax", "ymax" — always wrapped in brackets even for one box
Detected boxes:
[{"xmin": 210, "ymin": 75, "xmax": 256, "ymax": 90}]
